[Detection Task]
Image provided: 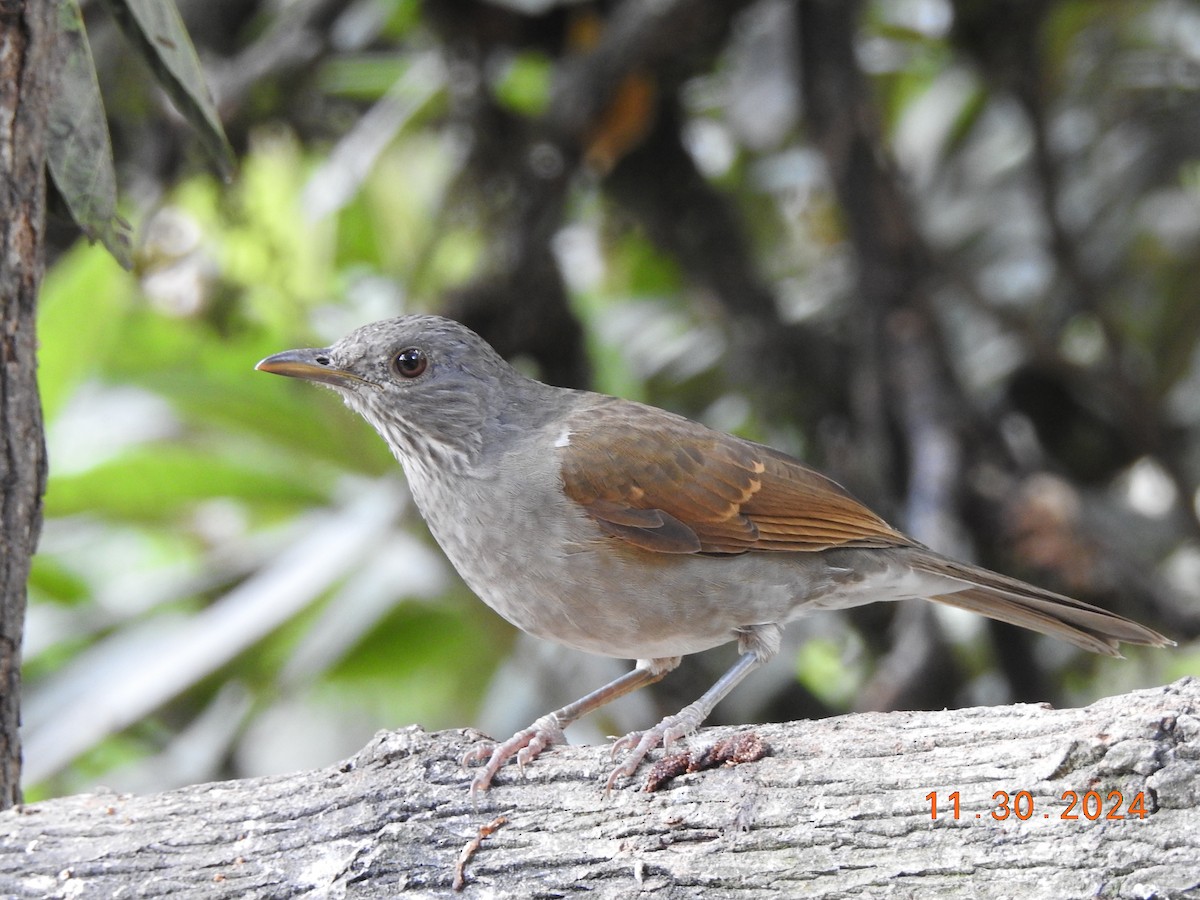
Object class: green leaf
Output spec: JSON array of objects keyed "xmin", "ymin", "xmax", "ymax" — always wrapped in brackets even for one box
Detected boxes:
[
  {"xmin": 494, "ymin": 52, "xmax": 553, "ymax": 117},
  {"xmin": 49, "ymin": 0, "xmax": 133, "ymax": 268},
  {"xmin": 76, "ymin": 307, "xmax": 393, "ymax": 473},
  {"xmin": 326, "ymin": 602, "xmax": 503, "ymax": 728},
  {"xmin": 318, "ymin": 56, "xmax": 411, "ymax": 101},
  {"xmin": 37, "ymin": 242, "xmax": 137, "ymax": 419},
  {"xmin": 28, "ymin": 557, "xmax": 90, "ymax": 607},
  {"xmin": 45, "ymin": 446, "xmax": 329, "ymax": 520},
  {"xmin": 99, "ymin": 0, "xmax": 236, "ymax": 179},
  {"xmin": 794, "ymin": 638, "xmax": 862, "ymax": 709}
]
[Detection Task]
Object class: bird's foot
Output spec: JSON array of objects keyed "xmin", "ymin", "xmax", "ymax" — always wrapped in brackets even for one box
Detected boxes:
[
  {"xmin": 462, "ymin": 713, "xmax": 568, "ymax": 799},
  {"xmin": 605, "ymin": 704, "xmax": 703, "ymax": 792}
]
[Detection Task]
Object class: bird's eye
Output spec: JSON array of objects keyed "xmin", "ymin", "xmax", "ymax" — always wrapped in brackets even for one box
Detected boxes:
[{"xmin": 393, "ymin": 347, "xmax": 428, "ymax": 378}]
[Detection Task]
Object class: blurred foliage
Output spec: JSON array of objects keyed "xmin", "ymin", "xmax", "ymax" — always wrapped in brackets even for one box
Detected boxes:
[
  {"xmin": 23, "ymin": 0, "xmax": 1200, "ymax": 801},
  {"xmin": 48, "ymin": 0, "xmax": 239, "ymax": 265}
]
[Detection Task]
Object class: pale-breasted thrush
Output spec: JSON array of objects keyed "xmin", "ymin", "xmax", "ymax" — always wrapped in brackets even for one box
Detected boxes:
[{"xmin": 257, "ymin": 315, "xmax": 1171, "ymax": 794}]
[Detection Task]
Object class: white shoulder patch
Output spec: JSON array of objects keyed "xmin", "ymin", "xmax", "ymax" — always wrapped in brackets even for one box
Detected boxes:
[{"xmin": 554, "ymin": 429, "xmax": 572, "ymax": 448}]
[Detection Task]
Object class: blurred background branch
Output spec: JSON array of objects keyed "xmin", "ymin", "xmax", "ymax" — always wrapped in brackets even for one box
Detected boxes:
[{"xmin": 21, "ymin": 0, "xmax": 1200, "ymax": 800}]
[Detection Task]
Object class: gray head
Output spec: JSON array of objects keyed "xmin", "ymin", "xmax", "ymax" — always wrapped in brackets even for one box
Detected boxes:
[{"xmin": 256, "ymin": 315, "xmax": 547, "ymax": 473}]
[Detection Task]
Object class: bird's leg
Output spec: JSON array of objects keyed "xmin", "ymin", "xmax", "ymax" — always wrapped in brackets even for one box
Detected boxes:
[
  {"xmin": 464, "ymin": 659, "xmax": 676, "ymax": 798},
  {"xmin": 606, "ymin": 650, "xmax": 763, "ymax": 791}
]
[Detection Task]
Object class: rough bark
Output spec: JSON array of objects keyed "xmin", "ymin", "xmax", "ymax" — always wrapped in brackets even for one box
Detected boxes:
[
  {"xmin": 0, "ymin": 0, "xmax": 53, "ymax": 810},
  {"xmin": 2, "ymin": 679, "xmax": 1196, "ymax": 898}
]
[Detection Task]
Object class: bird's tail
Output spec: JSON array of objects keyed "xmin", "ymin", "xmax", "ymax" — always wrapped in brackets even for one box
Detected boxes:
[{"xmin": 910, "ymin": 554, "xmax": 1172, "ymax": 656}]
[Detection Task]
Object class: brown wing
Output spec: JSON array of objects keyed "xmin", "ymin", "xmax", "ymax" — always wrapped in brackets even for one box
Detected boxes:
[{"xmin": 560, "ymin": 397, "xmax": 914, "ymax": 555}]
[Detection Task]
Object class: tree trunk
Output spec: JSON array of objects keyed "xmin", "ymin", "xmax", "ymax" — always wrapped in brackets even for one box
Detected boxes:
[
  {"xmin": 0, "ymin": 0, "xmax": 53, "ymax": 810},
  {"xmin": 1, "ymin": 679, "xmax": 1196, "ymax": 898}
]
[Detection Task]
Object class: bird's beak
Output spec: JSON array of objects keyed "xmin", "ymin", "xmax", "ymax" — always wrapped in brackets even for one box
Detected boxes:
[{"xmin": 255, "ymin": 348, "xmax": 369, "ymax": 387}]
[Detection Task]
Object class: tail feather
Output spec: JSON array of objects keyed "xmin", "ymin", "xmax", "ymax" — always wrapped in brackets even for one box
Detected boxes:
[{"xmin": 910, "ymin": 554, "xmax": 1172, "ymax": 656}]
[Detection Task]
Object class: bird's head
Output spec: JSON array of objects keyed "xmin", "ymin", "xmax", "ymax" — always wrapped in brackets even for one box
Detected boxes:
[{"xmin": 256, "ymin": 315, "xmax": 536, "ymax": 473}]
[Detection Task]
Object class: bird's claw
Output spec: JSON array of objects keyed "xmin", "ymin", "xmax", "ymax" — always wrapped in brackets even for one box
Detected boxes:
[
  {"xmin": 464, "ymin": 714, "xmax": 567, "ymax": 799},
  {"xmin": 605, "ymin": 711, "xmax": 698, "ymax": 792},
  {"xmin": 460, "ymin": 743, "xmax": 494, "ymax": 767}
]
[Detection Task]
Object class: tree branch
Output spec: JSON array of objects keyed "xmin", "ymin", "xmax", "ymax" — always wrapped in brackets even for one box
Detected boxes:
[{"xmin": 2, "ymin": 679, "xmax": 1196, "ymax": 898}]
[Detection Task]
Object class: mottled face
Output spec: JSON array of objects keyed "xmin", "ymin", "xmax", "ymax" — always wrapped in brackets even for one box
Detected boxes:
[{"xmin": 256, "ymin": 315, "xmax": 529, "ymax": 472}]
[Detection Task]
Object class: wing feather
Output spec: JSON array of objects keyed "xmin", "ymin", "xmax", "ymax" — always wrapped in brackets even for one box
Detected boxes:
[{"xmin": 560, "ymin": 397, "xmax": 912, "ymax": 555}]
